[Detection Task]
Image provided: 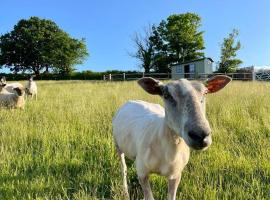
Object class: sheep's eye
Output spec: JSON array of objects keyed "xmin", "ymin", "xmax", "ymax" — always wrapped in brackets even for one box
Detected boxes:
[
  {"xmin": 163, "ymin": 89, "xmax": 176, "ymax": 106},
  {"xmin": 163, "ymin": 92, "xmax": 171, "ymax": 99}
]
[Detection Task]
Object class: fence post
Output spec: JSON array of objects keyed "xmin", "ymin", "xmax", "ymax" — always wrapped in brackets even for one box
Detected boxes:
[
  {"xmin": 123, "ymin": 73, "xmax": 126, "ymax": 81},
  {"xmin": 103, "ymin": 75, "xmax": 106, "ymax": 81},
  {"xmin": 252, "ymin": 71, "xmax": 256, "ymax": 81},
  {"xmin": 109, "ymin": 74, "xmax": 112, "ymax": 81},
  {"xmin": 142, "ymin": 72, "xmax": 145, "ymax": 77}
]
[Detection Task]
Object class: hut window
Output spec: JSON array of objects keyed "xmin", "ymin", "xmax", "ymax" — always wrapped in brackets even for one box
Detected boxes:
[
  {"xmin": 176, "ymin": 66, "xmax": 182, "ymax": 73},
  {"xmin": 190, "ymin": 64, "xmax": 195, "ymax": 73}
]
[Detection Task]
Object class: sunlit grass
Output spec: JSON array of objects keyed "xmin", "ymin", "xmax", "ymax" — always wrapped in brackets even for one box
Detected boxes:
[{"xmin": 0, "ymin": 80, "xmax": 269, "ymax": 199}]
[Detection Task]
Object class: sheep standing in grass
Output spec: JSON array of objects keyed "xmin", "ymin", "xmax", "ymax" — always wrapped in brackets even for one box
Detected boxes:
[
  {"xmin": 0, "ymin": 76, "xmax": 24, "ymax": 94},
  {"xmin": 0, "ymin": 84, "xmax": 25, "ymax": 109},
  {"xmin": 113, "ymin": 75, "xmax": 231, "ymax": 200},
  {"xmin": 25, "ymin": 75, "xmax": 37, "ymax": 100}
]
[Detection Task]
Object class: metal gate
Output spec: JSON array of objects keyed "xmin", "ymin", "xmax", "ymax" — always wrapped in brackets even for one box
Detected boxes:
[{"xmin": 255, "ymin": 71, "xmax": 270, "ymax": 81}]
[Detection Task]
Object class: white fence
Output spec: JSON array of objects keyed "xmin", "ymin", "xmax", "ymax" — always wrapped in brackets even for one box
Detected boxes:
[{"xmin": 103, "ymin": 72, "xmax": 255, "ymax": 81}]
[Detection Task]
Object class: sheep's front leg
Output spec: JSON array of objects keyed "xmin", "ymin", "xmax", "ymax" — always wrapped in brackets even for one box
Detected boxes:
[
  {"xmin": 136, "ymin": 159, "xmax": 154, "ymax": 200},
  {"xmin": 168, "ymin": 175, "xmax": 181, "ymax": 200},
  {"xmin": 138, "ymin": 176, "xmax": 154, "ymax": 200}
]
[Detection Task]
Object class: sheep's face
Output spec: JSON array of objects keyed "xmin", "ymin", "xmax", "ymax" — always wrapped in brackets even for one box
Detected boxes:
[
  {"xmin": 13, "ymin": 87, "xmax": 25, "ymax": 96},
  {"xmin": 138, "ymin": 76, "xmax": 231, "ymax": 150},
  {"xmin": 163, "ymin": 80, "xmax": 211, "ymax": 150},
  {"xmin": 0, "ymin": 77, "xmax": 7, "ymax": 87},
  {"xmin": 29, "ymin": 75, "xmax": 35, "ymax": 82}
]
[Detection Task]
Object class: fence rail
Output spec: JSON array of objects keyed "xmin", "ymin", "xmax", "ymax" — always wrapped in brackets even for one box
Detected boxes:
[{"xmin": 103, "ymin": 72, "xmax": 254, "ymax": 81}]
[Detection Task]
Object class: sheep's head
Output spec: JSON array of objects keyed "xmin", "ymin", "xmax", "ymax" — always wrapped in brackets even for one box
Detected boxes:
[
  {"xmin": 28, "ymin": 75, "xmax": 35, "ymax": 82},
  {"xmin": 0, "ymin": 76, "xmax": 7, "ymax": 87},
  {"xmin": 138, "ymin": 75, "xmax": 231, "ymax": 150},
  {"xmin": 13, "ymin": 87, "xmax": 25, "ymax": 96}
]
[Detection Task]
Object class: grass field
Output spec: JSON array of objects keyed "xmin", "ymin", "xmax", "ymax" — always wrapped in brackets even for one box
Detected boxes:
[{"xmin": 0, "ymin": 80, "xmax": 269, "ymax": 200}]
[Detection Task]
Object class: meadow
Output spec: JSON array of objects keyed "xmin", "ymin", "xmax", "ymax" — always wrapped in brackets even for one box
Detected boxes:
[{"xmin": 0, "ymin": 80, "xmax": 269, "ymax": 200}]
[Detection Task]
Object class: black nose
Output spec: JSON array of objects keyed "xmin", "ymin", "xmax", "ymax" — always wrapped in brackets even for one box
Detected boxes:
[
  {"xmin": 188, "ymin": 130, "xmax": 203, "ymax": 141},
  {"xmin": 188, "ymin": 130, "xmax": 210, "ymax": 147}
]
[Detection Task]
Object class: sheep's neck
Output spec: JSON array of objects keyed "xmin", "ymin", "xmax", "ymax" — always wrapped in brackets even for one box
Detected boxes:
[
  {"xmin": 15, "ymin": 95, "xmax": 24, "ymax": 108},
  {"xmin": 160, "ymin": 121, "xmax": 190, "ymax": 162},
  {"xmin": 163, "ymin": 124, "xmax": 181, "ymax": 145}
]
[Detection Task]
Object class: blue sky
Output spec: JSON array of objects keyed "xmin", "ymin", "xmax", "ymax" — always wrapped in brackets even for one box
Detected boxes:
[{"xmin": 1, "ymin": 0, "xmax": 270, "ymax": 72}]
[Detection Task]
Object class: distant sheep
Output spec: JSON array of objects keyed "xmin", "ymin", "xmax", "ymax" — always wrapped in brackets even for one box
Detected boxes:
[
  {"xmin": 0, "ymin": 76, "xmax": 24, "ymax": 95},
  {"xmin": 0, "ymin": 85, "xmax": 25, "ymax": 109},
  {"xmin": 113, "ymin": 75, "xmax": 231, "ymax": 200},
  {"xmin": 25, "ymin": 75, "xmax": 37, "ymax": 100}
]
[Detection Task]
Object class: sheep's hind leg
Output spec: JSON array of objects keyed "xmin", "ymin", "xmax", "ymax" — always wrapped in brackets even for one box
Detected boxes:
[{"xmin": 116, "ymin": 143, "xmax": 130, "ymax": 199}]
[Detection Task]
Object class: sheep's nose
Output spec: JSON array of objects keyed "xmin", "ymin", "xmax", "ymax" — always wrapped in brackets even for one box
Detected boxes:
[
  {"xmin": 188, "ymin": 130, "xmax": 211, "ymax": 147},
  {"xmin": 188, "ymin": 130, "xmax": 204, "ymax": 141}
]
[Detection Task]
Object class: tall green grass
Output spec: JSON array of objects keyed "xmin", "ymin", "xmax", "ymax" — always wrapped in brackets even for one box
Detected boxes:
[{"xmin": 0, "ymin": 80, "xmax": 269, "ymax": 199}]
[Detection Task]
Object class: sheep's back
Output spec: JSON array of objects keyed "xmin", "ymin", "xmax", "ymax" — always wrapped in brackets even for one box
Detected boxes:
[
  {"xmin": 5, "ymin": 83, "xmax": 23, "ymax": 94},
  {"xmin": 112, "ymin": 100, "xmax": 165, "ymax": 160}
]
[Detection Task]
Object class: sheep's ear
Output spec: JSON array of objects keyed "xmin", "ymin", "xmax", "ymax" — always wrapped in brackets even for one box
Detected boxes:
[
  {"xmin": 205, "ymin": 75, "xmax": 232, "ymax": 93},
  {"xmin": 138, "ymin": 77, "xmax": 164, "ymax": 95}
]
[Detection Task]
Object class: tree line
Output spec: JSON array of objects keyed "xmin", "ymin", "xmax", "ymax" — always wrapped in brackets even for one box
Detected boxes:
[
  {"xmin": 0, "ymin": 14, "xmax": 242, "ymax": 76},
  {"xmin": 130, "ymin": 13, "xmax": 242, "ymax": 73}
]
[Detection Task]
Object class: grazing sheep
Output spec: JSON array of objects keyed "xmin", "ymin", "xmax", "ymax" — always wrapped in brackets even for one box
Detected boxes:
[
  {"xmin": 0, "ymin": 76, "xmax": 24, "ymax": 94},
  {"xmin": 0, "ymin": 85, "xmax": 25, "ymax": 109},
  {"xmin": 113, "ymin": 75, "xmax": 231, "ymax": 200},
  {"xmin": 25, "ymin": 75, "xmax": 37, "ymax": 100}
]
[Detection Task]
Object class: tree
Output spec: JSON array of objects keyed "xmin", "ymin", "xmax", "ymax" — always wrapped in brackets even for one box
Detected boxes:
[
  {"xmin": 151, "ymin": 52, "xmax": 171, "ymax": 73},
  {"xmin": 0, "ymin": 17, "xmax": 88, "ymax": 76},
  {"xmin": 150, "ymin": 12, "xmax": 205, "ymax": 72},
  {"xmin": 129, "ymin": 26, "xmax": 155, "ymax": 73},
  {"xmin": 218, "ymin": 29, "xmax": 242, "ymax": 73}
]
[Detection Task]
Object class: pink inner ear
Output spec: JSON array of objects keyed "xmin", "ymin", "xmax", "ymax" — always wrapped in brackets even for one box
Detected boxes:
[{"xmin": 206, "ymin": 76, "xmax": 231, "ymax": 93}]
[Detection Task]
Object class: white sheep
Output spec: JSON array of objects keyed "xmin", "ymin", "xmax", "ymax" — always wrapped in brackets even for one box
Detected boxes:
[
  {"xmin": 113, "ymin": 75, "xmax": 231, "ymax": 200},
  {"xmin": 0, "ymin": 85, "xmax": 25, "ymax": 109},
  {"xmin": 25, "ymin": 75, "xmax": 37, "ymax": 100},
  {"xmin": 0, "ymin": 76, "xmax": 24, "ymax": 94}
]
